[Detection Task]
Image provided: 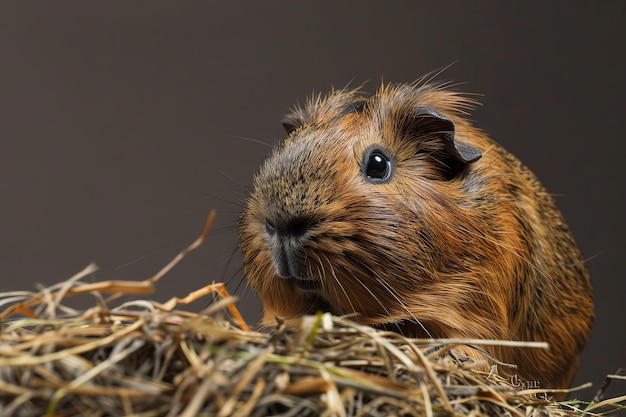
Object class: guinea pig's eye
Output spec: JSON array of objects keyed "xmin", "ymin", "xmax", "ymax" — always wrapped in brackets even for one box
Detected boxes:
[{"xmin": 362, "ymin": 146, "xmax": 392, "ymax": 183}]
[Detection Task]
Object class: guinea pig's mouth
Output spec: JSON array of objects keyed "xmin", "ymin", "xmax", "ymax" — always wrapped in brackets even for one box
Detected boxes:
[
  {"xmin": 287, "ymin": 276, "xmax": 321, "ymax": 291},
  {"xmin": 271, "ymin": 244, "xmax": 321, "ymax": 290}
]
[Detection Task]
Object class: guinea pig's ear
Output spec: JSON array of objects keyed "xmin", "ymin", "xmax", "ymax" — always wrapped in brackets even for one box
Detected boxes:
[
  {"xmin": 413, "ymin": 106, "xmax": 482, "ymax": 164},
  {"xmin": 409, "ymin": 107, "xmax": 482, "ymax": 179}
]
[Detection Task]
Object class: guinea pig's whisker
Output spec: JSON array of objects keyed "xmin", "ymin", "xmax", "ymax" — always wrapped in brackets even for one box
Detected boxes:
[
  {"xmin": 349, "ymin": 269, "xmax": 390, "ymax": 316},
  {"xmin": 317, "ymin": 259, "xmax": 328, "ymax": 293},
  {"xmin": 229, "ymin": 135, "xmax": 273, "ymax": 148},
  {"xmin": 343, "ymin": 254, "xmax": 410, "ymax": 321},
  {"xmin": 378, "ymin": 275, "xmax": 432, "ymax": 336},
  {"xmin": 214, "ymin": 169, "xmax": 252, "ymax": 194},
  {"xmin": 320, "ymin": 252, "xmax": 358, "ymax": 315},
  {"xmin": 201, "ymin": 192, "xmax": 245, "ymax": 209},
  {"xmin": 309, "ymin": 251, "xmax": 323, "ymax": 277},
  {"xmin": 207, "ymin": 223, "xmax": 240, "ymax": 237},
  {"xmin": 313, "ymin": 263, "xmax": 323, "ymax": 291},
  {"xmin": 349, "ymin": 255, "xmax": 433, "ymax": 338},
  {"xmin": 343, "ymin": 255, "xmax": 393, "ymax": 315},
  {"xmin": 228, "ymin": 264, "xmax": 247, "ymax": 295}
]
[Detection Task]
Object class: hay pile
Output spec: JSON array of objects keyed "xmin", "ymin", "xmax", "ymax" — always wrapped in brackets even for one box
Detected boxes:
[{"xmin": 1, "ymin": 214, "xmax": 623, "ymax": 417}]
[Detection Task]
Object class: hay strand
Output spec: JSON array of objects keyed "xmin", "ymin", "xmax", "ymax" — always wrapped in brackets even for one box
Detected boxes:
[{"xmin": 1, "ymin": 214, "xmax": 623, "ymax": 417}]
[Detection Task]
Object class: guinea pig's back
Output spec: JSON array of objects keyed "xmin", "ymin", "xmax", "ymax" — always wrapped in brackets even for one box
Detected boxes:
[{"xmin": 450, "ymin": 114, "xmax": 594, "ymax": 387}]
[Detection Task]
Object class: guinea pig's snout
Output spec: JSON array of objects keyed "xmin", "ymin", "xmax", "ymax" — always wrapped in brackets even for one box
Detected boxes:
[{"xmin": 264, "ymin": 216, "xmax": 319, "ymax": 289}]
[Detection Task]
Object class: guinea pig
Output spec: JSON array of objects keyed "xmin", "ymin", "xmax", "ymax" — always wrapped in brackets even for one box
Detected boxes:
[{"xmin": 239, "ymin": 80, "xmax": 594, "ymax": 392}]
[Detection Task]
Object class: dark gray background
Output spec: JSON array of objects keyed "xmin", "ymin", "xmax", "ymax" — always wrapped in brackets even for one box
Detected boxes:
[{"xmin": 1, "ymin": 2, "xmax": 624, "ymax": 400}]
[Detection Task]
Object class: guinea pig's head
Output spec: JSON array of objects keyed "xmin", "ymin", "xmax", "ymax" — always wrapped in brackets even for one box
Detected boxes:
[{"xmin": 240, "ymin": 83, "xmax": 493, "ymax": 336}]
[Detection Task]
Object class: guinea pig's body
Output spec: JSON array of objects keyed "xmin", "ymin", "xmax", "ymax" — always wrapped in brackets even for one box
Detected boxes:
[{"xmin": 239, "ymin": 81, "xmax": 593, "ymax": 391}]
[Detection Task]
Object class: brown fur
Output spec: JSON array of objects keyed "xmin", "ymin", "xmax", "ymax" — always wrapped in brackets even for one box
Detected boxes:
[{"xmin": 239, "ymin": 81, "xmax": 594, "ymax": 394}]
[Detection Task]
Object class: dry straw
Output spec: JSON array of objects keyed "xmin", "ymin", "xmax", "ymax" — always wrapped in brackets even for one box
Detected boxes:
[{"xmin": 1, "ymin": 213, "xmax": 623, "ymax": 417}]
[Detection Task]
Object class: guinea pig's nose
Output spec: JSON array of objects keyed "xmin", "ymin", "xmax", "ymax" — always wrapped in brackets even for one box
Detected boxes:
[
  {"xmin": 265, "ymin": 217, "xmax": 310, "ymax": 239},
  {"xmin": 265, "ymin": 220, "xmax": 276, "ymax": 236}
]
